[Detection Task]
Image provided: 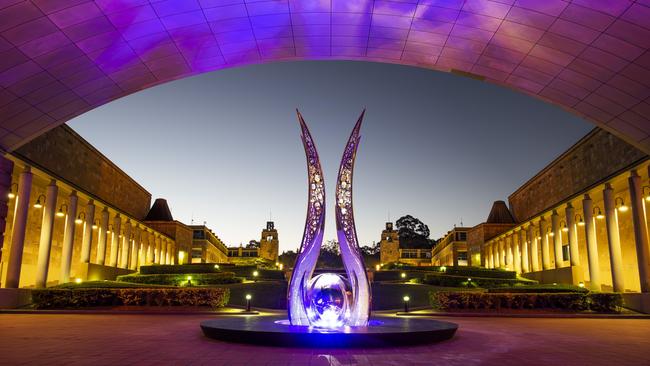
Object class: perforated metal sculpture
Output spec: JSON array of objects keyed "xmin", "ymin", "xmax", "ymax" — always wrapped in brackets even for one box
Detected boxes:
[{"xmin": 288, "ymin": 110, "xmax": 371, "ymax": 328}]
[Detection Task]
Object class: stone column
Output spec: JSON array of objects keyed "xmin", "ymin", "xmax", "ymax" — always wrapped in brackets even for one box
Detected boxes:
[
  {"xmin": 488, "ymin": 243, "xmax": 494, "ymax": 268},
  {"xmin": 566, "ymin": 203, "xmax": 580, "ymax": 266},
  {"xmin": 0, "ymin": 157, "xmax": 14, "ymax": 273},
  {"xmin": 146, "ymin": 231, "xmax": 154, "ymax": 264},
  {"xmin": 60, "ymin": 191, "xmax": 79, "ymax": 283},
  {"xmin": 540, "ymin": 217, "xmax": 551, "ymax": 270},
  {"xmin": 529, "ymin": 224, "xmax": 539, "ymax": 271},
  {"xmin": 583, "ymin": 194, "xmax": 601, "ymax": 291},
  {"xmin": 120, "ymin": 221, "xmax": 132, "ymax": 269},
  {"xmin": 160, "ymin": 237, "xmax": 166, "ymax": 265},
  {"xmin": 603, "ymin": 183, "xmax": 625, "ymax": 292},
  {"xmin": 507, "ymin": 235, "xmax": 514, "ymax": 270},
  {"xmin": 551, "ymin": 210, "xmax": 563, "ymax": 268},
  {"xmin": 629, "ymin": 170, "xmax": 650, "ymax": 292},
  {"xmin": 513, "ymin": 231, "xmax": 521, "ymax": 273},
  {"xmin": 166, "ymin": 240, "xmax": 172, "ymax": 265},
  {"xmin": 155, "ymin": 235, "xmax": 162, "ymax": 264},
  {"xmin": 5, "ymin": 166, "xmax": 32, "ymax": 288},
  {"xmin": 35, "ymin": 180, "xmax": 58, "ymax": 288},
  {"xmin": 96, "ymin": 207, "xmax": 109, "ymax": 265},
  {"xmin": 131, "ymin": 226, "xmax": 141, "ymax": 270},
  {"xmin": 80, "ymin": 199, "xmax": 95, "ymax": 264},
  {"xmin": 520, "ymin": 228, "xmax": 529, "ymax": 273},
  {"xmin": 493, "ymin": 241, "xmax": 499, "ymax": 268},
  {"xmin": 109, "ymin": 215, "xmax": 121, "ymax": 267}
]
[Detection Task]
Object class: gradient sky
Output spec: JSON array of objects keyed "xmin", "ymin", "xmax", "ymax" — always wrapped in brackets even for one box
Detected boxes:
[{"xmin": 67, "ymin": 61, "xmax": 592, "ymax": 253}]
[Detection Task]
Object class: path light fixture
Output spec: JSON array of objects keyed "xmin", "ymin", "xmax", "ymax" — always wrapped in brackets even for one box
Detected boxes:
[
  {"xmin": 75, "ymin": 212, "xmax": 85, "ymax": 224},
  {"xmin": 246, "ymin": 294, "xmax": 252, "ymax": 311},
  {"xmin": 279, "ymin": 264, "xmax": 283, "ymax": 270},
  {"xmin": 440, "ymin": 266, "xmax": 447, "ymax": 273},
  {"xmin": 401, "ymin": 272, "xmax": 406, "ymax": 279},
  {"xmin": 615, "ymin": 197, "xmax": 628, "ymax": 213},
  {"xmin": 56, "ymin": 204, "xmax": 68, "ymax": 218},
  {"xmin": 7, "ymin": 183, "xmax": 17, "ymax": 199},
  {"xmin": 578, "ymin": 282, "xmax": 585, "ymax": 288},
  {"xmin": 75, "ymin": 278, "xmax": 82, "ymax": 284},
  {"xmin": 593, "ymin": 207, "xmax": 605, "ymax": 220},
  {"xmin": 575, "ymin": 214, "xmax": 585, "ymax": 226},
  {"xmin": 186, "ymin": 275, "xmax": 192, "ymax": 286},
  {"xmin": 375, "ymin": 264, "xmax": 380, "ymax": 271},
  {"xmin": 214, "ymin": 264, "xmax": 220, "ymax": 270},
  {"xmin": 253, "ymin": 270, "xmax": 259, "ymax": 282},
  {"xmin": 33, "ymin": 194, "xmax": 46, "ymax": 208},
  {"xmin": 403, "ymin": 296, "xmax": 410, "ymax": 313}
]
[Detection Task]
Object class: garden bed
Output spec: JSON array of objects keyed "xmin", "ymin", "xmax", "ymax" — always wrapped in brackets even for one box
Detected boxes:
[
  {"xmin": 116, "ymin": 272, "xmax": 242, "ymax": 286},
  {"xmin": 429, "ymin": 291, "xmax": 622, "ymax": 313},
  {"xmin": 423, "ymin": 273, "xmax": 536, "ymax": 288},
  {"xmin": 31, "ymin": 287, "xmax": 229, "ymax": 309}
]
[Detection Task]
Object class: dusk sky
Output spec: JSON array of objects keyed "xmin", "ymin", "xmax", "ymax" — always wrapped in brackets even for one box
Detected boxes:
[{"xmin": 68, "ymin": 61, "xmax": 592, "ymax": 253}]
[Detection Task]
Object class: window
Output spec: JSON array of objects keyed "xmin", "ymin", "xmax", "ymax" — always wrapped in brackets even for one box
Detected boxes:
[
  {"xmin": 458, "ymin": 232, "xmax": 467, "ymax": 241},
  {"xmin": 562, "ymin": 244, "xmax": 570, "ymax": 262},
  {"xmin": 193, "ymin": 230, "xmax": 205, "ymax": 239}
]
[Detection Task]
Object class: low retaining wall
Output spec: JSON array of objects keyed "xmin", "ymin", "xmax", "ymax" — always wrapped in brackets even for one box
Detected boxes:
[
  {"xmin": 77, "ymin": 263, "xmax": 135, "ymax": 281},
  {"xmin": 0, "ymin": 288, "xmax": 31, "ymax": 308},
  {"xmin": 521, "ymin": 265, "xmax": 584, "ymax": 286}
]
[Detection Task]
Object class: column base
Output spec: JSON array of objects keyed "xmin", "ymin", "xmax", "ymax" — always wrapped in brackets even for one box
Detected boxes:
[{"xmin": 521, "ymin": 265, "xmax": 585, "ymax": 285}]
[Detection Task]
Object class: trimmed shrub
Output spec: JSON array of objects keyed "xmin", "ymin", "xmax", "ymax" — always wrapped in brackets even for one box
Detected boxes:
[
  {"xmin": 488, "ymin": 284, "xmax": 589, "ymax": 293},
  {"xmin": 116, "ymin": 272, "xmax": 242, "ymax": 286},
  {"xmin": 423, "ymin": 273, "xmax": 536, "ymax": 288},
  {"xmin": 429, "ymin": 291, "xmax": 622, "ymax": 313},
  {"xmin": 139, "ymin": 264, "xmax": 222, "ymax": 274},
  {"xmin": 443, "ymin": 267, "xmax": 516, "ymax": 280},
  {"xmin": 31, "ymin": 288, "xmax": 229, "ymax": 309},
  {"xmin": 374, "ymin": 270, "xmax": 430, "ymax": 282}
]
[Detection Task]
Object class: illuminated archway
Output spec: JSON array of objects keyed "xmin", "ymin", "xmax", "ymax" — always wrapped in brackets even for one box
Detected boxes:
[{"xmin": 1, "ymin": 1, "xmax": 648, "ymax": 152}]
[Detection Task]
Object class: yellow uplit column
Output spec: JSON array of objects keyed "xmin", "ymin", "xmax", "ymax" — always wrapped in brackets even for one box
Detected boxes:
[
  {"xmin": 155, "ymin": 234, "xmax": 162, "ymax": 264},
  {"xmin": 551, "ymin": 210, "xmax": 563, "ymax": 268},
  {"xmin": 520, "ymin": 228, "xmax": 529, "ymax": 273},
  {"xmin": 540, "ymin": 217, "xmax": 551, "ymax": 270},
  {"xmin": 582, "ymin": 194, "xmax": 601, "ymax": 291},
  {"xmin": 629, "ymin": 170, "xmax": 650, "ymax": 292},
  {"xmin": 35, "ymin": 180, "xmax": 59, "ymax": 288},
  {"xmin": 603, "ymin": 183, "xmax": 625, "ymax": 292},
  {"xmin": 565, "ymin": 203, "xmax": 580, "ymax": 266},
  {"xmin": 60, "ymin": 191, "xmax": 79, "ymax": 283},
  {"xmin": 96, "ymin": 207, "xmax": 109, "ymax": 265},
  {"xmin": 487, "ymin": 243, "xmax": 494, "ymax": 268},
  {"xmin": 493, "ymin": 241, "xmax": 499, "ymax": 268},
  {"xmin": 120, "ymin": 221, "xmax": 132, "ymax": 269},
  {"xmin": 160, "ymin": 238, "xmax": 167, "ymax": 265},
  {"xmin": 109, "ymin": 215, "xmax": 121, "ymax": 267},
  {"xmin": 80, "ymin": 199, "xmax": 95, "ymax": 264},
  {"xmin": 529, "ymin": 224, "xmax": 539, "ymax": 271},
  {"xmin": 130, "ymin": 226, "xmax": 141, "ymax": 270},
  {"xmin": 5, "ymin": 166, "xmax": 33, "ymax": 288},
  {"xmin": 498, "ymin": 238, "xmax": 505, "ymax": 268},
  {"xmin": 507, "ymin": 234, "xmax": 514, "ymax": 270},
  {"xmin": 513, "ymin": 230, "xmax": 521, "ymax": 273}
]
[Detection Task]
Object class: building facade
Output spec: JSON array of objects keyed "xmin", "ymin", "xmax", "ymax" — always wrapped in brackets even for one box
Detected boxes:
[
  {"xmin": 227, "ymin": 221, "xmax": 279, "ymax": 264},
  {"xmin": 468, "ymin": 129, "xmax": 650, "ymax": 301},
  {"xmin": 190, "ymin": 225, "xmax": 228, "ymax": 264},
  {"xmin": 378, "ymin": 222, "xmax": 433, "ymax": 266},
  {"xmin": 0, "ymin": 126, "xmax": 177, "ymax": 288},
  {"xmin": 432, "ymin": 227, "xmax": 470, "ymax": 266}
]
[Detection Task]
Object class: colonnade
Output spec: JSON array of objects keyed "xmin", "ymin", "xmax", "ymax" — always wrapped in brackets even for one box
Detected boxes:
[
  {"xmin": 484, "ymin": 168, "xmax": 650, "ymax": 293},
  {"xmin": 3, "ymin": 165, "xmax": 175, "ymax": 288}
]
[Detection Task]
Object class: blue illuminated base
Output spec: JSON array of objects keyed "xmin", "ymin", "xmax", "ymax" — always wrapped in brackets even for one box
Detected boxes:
[{"xmin": 200, "ymin": 315, "xmax": 458, "ymax": 348}]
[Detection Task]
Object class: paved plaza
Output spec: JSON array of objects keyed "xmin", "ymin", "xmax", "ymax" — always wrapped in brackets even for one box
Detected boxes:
[{"xmin": 1, "ymin": 313, "xmax": 648, "ymax": 366}]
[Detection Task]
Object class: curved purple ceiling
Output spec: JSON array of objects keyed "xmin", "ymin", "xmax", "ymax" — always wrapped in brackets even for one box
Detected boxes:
[{"xmin": 1, "ymin": 0, "xmax": 649, "ymax": 153}]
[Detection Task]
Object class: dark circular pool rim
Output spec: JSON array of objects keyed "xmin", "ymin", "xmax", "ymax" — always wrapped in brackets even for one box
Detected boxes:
[{"xmin": 200, "ymin": 315, "xmax": 458, "ymax": 348}]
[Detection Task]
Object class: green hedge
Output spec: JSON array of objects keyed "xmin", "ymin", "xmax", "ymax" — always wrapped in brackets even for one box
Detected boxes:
[
  {"xmin": 139, "ymin": 264, "xmax": 222, "ymax": 274},
  {"xmin": 31, "ymin": 288, "xmax": 230, "ymax": 309},
  {"xmin": 443, "ymin": 267, "xmax": 516, "ymax": 279},
  {"xmin": 488, "ymin": 284, "xmax": 589, "ymax": 293},
  {"xmin": 116, "ymin": 272, "xmax": 242, "ymax": 286},
  {"xmin": 55, "ymin": 281, "xmax": 170, "ymax": 289},
  {"xmin": 429, "ymin": 291, "xmax": 622, "ymax": 313},
  {"xmin": 423, "ymin": 273, "xmax": 536, "ymax": 288},
  {"xmin": 374, "ymin": 270, "xmax": 430, "ymax": 282}
]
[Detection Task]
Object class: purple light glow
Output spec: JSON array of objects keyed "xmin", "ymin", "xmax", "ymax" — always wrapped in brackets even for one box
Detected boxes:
[{"xmin": 0, "ymin": 1, "xmax": 648, "ymax": 152}]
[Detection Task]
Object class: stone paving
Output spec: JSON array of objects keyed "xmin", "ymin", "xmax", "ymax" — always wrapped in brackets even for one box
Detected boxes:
[{"xmin": 1, "ymin": 313, "xmax": 649, "ymax": 365}]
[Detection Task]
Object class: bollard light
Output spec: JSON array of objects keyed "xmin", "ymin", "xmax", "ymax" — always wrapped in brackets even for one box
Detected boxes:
[
  {"xmin": 75, "ymin": 278, "xmax": 83, "ymax": 284},
  {"xmin": 214, "ymin": 264, "xmax": 220, "ymax": 270},
  {"xmin": 440, "ymin": 266, "xmax": 447, "ymax": 273},
  {"xmin": 253, "ymin": 270, "xmax": 259, "ymax": 282},
  {"xmin": 375, "ymin": 264, "xmax": 380, "ymax": 271},
  {"xmin": 403, "ymin": 296, "xmax": 410, "ymax": 313},
  {"xmin": 401, "ymin": 272, "xmax": 406, "ymax": 279},
  {"xmin": 186, "ymin": 275, "xmax": 192, "ymax": 286},
  {"xmin": 246, "ymin": 294, "xmax": 252, "ymax": 311},
  {"xmin": 578, "ymin": 282, "xmax": 585, "ymax": 288}
]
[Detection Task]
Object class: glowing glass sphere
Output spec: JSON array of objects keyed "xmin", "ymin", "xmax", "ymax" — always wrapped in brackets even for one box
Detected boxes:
[{"xmin": 305, "ymin": 273, "xmax": 351, "ymax": 328}]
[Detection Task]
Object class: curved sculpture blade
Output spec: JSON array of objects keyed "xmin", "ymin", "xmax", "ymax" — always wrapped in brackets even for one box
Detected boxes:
[
  {"xmin": 336, "ymin": 109, "xmax": 371, "ymax": 326},
  {"xmin": 288, "ymin": 110, "xmax": 326, "ymax": 325}
]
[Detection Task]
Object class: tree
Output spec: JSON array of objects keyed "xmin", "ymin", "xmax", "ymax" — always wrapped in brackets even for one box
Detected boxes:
[
  {"xmin": 318, "ymin": 239, "xmax": 343, "ymax": 268},
  {"xmin": 396, "ymin": 215, "xmax": 430, "ymax": 239},
  {"xmin": 246, "ymin": 240, "xmax": 260, "ymax": 248}
]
